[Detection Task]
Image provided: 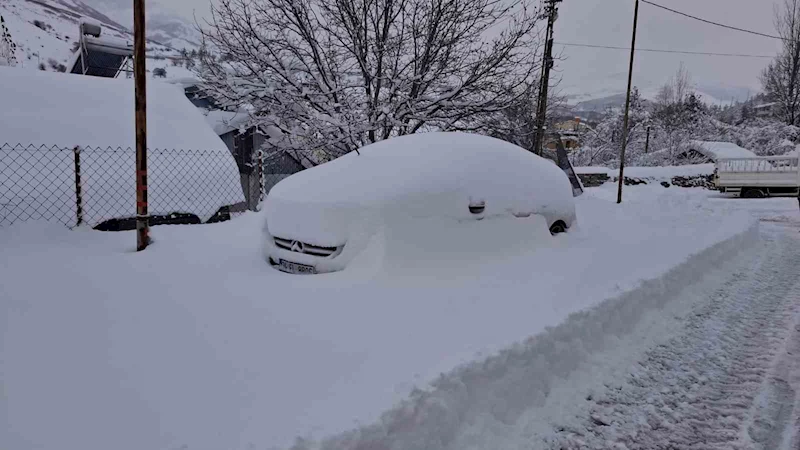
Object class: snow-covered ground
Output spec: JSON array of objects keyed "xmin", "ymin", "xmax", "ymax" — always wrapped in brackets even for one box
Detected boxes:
[
  {"xmin": 550, "ymin": 220, "xmax": 800, "ymax": 449},
  {"xmin": 1, "ymin": 183, "xmax": 775, "ymax": 450}
]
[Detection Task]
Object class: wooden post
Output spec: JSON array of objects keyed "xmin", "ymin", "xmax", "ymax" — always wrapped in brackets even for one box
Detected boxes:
[
  {"xmin": 73, "ymin": 146, "xmax": 83, "ymax": 227},
  {"xmin": 133, "ymin": 0, "xmax": 149, "ymax": 250},
  {"xmin": 617, "ymin": 0, "xmax": 640, "ymax": 204},
  {"xmin": 532, "ymin": 0, "xmax": 562, "ymax": 156}
]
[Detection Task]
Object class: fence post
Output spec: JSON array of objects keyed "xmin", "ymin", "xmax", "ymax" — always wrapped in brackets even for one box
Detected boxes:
[
  {"xmin": 257, "ymin": 149, "xmax": 264, "ymax": 207},
  {"xmin": 73, "ymin": 146, "xmax": 83, "ymax": 226}
]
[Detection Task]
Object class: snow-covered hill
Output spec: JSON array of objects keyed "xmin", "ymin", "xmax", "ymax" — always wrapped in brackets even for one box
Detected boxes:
[
  {"xmin": 88, "ymin": 0, "xmax": 203, "ymax": 50},
  {"xmin": 563, "ymin": 75, "xmax": 758, "ymax": 112},
  {"xmin": 0, "ymin": 0, "xmax": 198, "ymax": 78}
]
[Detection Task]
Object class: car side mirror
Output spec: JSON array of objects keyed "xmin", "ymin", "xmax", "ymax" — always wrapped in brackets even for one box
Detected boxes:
[{"xmin": 469, "ymin": 200, "xmax": 486, "ymax": 215}]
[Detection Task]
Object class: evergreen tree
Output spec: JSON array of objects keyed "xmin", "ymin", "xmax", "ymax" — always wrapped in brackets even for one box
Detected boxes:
[{"xmin": 0, "ymin": 16, "xmax": 18, "ymax": 67}]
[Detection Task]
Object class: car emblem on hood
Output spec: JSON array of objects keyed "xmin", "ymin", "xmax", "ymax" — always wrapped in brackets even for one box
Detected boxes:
[{"xmin": 290, "ymin": 240, "xmax": 304, "ymax": 253}]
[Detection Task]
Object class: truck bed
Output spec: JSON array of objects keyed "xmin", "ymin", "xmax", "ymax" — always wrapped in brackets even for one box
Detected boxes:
[{"xmin": 715, "ymin": 157, "xmax": 799, "ymax": 196}]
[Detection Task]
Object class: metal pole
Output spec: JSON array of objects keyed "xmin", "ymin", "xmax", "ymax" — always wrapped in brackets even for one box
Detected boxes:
[
  {"xmin": 134, "ymin": 0, "xmax": 149, "ymax": 250},
  {"xmin": 257, "ymin": 149, "xmax": 264, "ymax": 208},
  {"xmin": 617, "ymin": 0, "xmax": 639, "ymax": 204},
  {"xmin": 73, "ymin": 146, "xmax": 83, "ymax": 227},
  {"xmin": 532, "ymin": 0, "xmax": 561, "ymax": 156}
]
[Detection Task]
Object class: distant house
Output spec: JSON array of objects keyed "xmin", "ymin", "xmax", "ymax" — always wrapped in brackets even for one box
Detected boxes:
[
  {"xmin": 554, "ymin": 117, "xmax": 590, "ymax": 133},
  {"xmin": 754, "ymin": 102, "xmax": 779, "ymax": 119},
  {"xmin": 545, "ymin": 132, "xmax": 581, "ymax": 151},
  {"xmin": 677, "ymin": 141, "xmax": 758, "ymax": 163}
]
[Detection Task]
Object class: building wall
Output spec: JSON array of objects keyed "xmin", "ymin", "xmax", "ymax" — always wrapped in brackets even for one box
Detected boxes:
[
  {"xmin": 219, "ymin": 128, "xmax": 306, "ymax": 210},
  {"xmin": 220, "ymin": 130, "xmax": 236, "ymax": 156}
]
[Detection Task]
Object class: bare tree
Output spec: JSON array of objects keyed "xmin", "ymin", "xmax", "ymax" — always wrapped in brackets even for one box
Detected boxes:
[
  {"xmin": 653, "ymin": 64, "xmax": 697, "ymax": 163},
  {"xmin": 197, "ymin": 0, "xmax": 543, "ymax": 161},
  {"xmin": 762, "ymin": 0, "xmax": 800, "ymax": 125},
  {"xmin": 655, "ymin": 63, "xmax": 692, "ymax": 109},
  {"xmin": 484, "ymin": 75, "xmax": 566, "ymax": 154}
]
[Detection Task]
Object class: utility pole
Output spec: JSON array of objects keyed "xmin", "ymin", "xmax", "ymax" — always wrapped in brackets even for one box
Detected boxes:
[
  {"xmin": 133, "ymin": 0, "xmax": 149, "ymax": 251},
  {"xmin": 532, "ymin": 0, "xmax": 562, "ymax": 156},
  {"xmin": 617, "ymin": 0, "xmax": 639, "ymax": 204}
]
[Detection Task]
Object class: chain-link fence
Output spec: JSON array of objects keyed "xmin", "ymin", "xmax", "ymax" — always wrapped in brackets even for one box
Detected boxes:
[{"xmin": 1, "ymin": 143, "xmax": 301, "ymax": 230}]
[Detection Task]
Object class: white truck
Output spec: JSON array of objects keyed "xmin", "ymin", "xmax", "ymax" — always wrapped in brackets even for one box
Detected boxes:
[{"xmin": 714, "ymin": 156, "xmax": 800, "ymax": 198}]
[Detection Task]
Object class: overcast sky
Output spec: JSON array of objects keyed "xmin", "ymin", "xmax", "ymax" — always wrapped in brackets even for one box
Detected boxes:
[
  {"xmin": 90, "ymin": 0, "xmax": 783, "ymax": 97},
  {"xmin": 553, "ymin": 0, "xmax": 783, "ymax": 98}
]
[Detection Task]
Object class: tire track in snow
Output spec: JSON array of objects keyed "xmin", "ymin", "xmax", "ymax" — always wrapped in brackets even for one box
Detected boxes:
[
  {"xmin": 305, "ymin": 222, "xmax": 760, "ymax": 450},
  {"xmin": 551, "ymin": 224, "xmax": 800, "ymax": 450}
]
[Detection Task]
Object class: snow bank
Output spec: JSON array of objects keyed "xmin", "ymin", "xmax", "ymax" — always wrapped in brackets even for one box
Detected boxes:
[
  {"xmin": 0, "ymin": 185, "xmax": 764, "ymax": 450},
  {"xmin": 319, "ymin": 222, "xmax": 762, "ymax": 450},
  {"xmin": 573, "ymin": 166, "xmax": 610, "ymax": 174},
  {"xmin": 0, "ymin": 67, "xmax": 243, "ymax": 224}
]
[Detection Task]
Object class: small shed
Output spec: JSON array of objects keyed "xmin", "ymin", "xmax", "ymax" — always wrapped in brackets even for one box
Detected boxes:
[
  {"xmin": 678, "ymin": 141, "xmax": 758, "ymax": 163},
  {"xmin": 205, "ymin": 111, "xmax": 306, "ymax": 210}
]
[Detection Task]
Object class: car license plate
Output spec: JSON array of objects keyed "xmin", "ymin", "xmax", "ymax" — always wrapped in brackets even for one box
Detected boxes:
[{"xmin": 278, "ymin": 259, "xmax": 316, "ymax": 275}]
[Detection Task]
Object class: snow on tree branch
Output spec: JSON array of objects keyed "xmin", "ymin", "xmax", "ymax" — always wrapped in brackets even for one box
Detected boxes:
[{"xmin": 196, "ymin": 0, "xmax": 544, "ymax": 162}]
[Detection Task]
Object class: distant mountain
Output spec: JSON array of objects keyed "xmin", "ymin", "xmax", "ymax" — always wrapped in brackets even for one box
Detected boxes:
[
  {"xmin": 85, "ymin": 0, "xmax": 202, "ymax": 50},
  {"xmin": 567, "ymin": 84, "xmax": 758, "ymax": 113},
  {"xmin": 39, "ymin": 0, "xmax": 126, "ymax": 30},
  {"xmin": 144, "ymin": 11, "xmax": 201, "ymax": 50},
  {"xmin": 559, "ymin": 69, "xmax": 758, "ymax": 113}
]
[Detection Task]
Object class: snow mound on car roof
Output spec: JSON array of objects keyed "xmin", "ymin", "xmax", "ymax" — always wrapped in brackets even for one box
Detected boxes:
[{"xmin": 266, "ymin": 132, "xmax": 575, "ymax": 244}]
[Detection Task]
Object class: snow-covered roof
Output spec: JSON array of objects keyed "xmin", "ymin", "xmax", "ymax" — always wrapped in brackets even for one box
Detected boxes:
[
  {"xmin": 205, "ymin": 110, "xmax": 252, "ymax": 136},
  {"xmin": 167, "ymin": 76, "xmax": 202, "ymax": 89},
  {"xmin": 686, "ymin": 141, "xmax": 758, "ymax": 160},
  {"xmin": 0, "ymin": 66, "xmax": 230, "ymax": 150},
  {"xmin": 0, "ymin": 66, "xmax": 244, "ymax": 223},
  {"xmin": 754, "ymin": 102, "xmax": 778, "ymax": 109},
  {"xmin": 573, "ymin": 166, "xmax": 611, "ymax": 175}
]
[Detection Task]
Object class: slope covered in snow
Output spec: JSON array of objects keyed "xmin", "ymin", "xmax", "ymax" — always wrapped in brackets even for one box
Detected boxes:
[
  {"xmin": 566, "ymin": 81, "xmax": 756, "ymax": 111},
  {"xmin": 0, "ymin": 0, "xmax": 196, "ymax": 77},
  {"xmin": 0, "ymin": 0, "xmax": 128, "ymax": 70}
]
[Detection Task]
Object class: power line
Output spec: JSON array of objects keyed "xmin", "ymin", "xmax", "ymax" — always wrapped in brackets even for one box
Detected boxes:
[
  {"xmin": 555, "ymin": 41, "xmax": 774, "ymax": 58},
  {"xmin": 641, "ymin": 0, "xmax": 784, "ymax": 41}
]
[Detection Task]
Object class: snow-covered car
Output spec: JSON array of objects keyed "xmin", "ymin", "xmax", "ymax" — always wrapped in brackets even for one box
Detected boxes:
[{"xmin": 264, "ymin": 132, "xmax": 577, "ymax": 274}]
